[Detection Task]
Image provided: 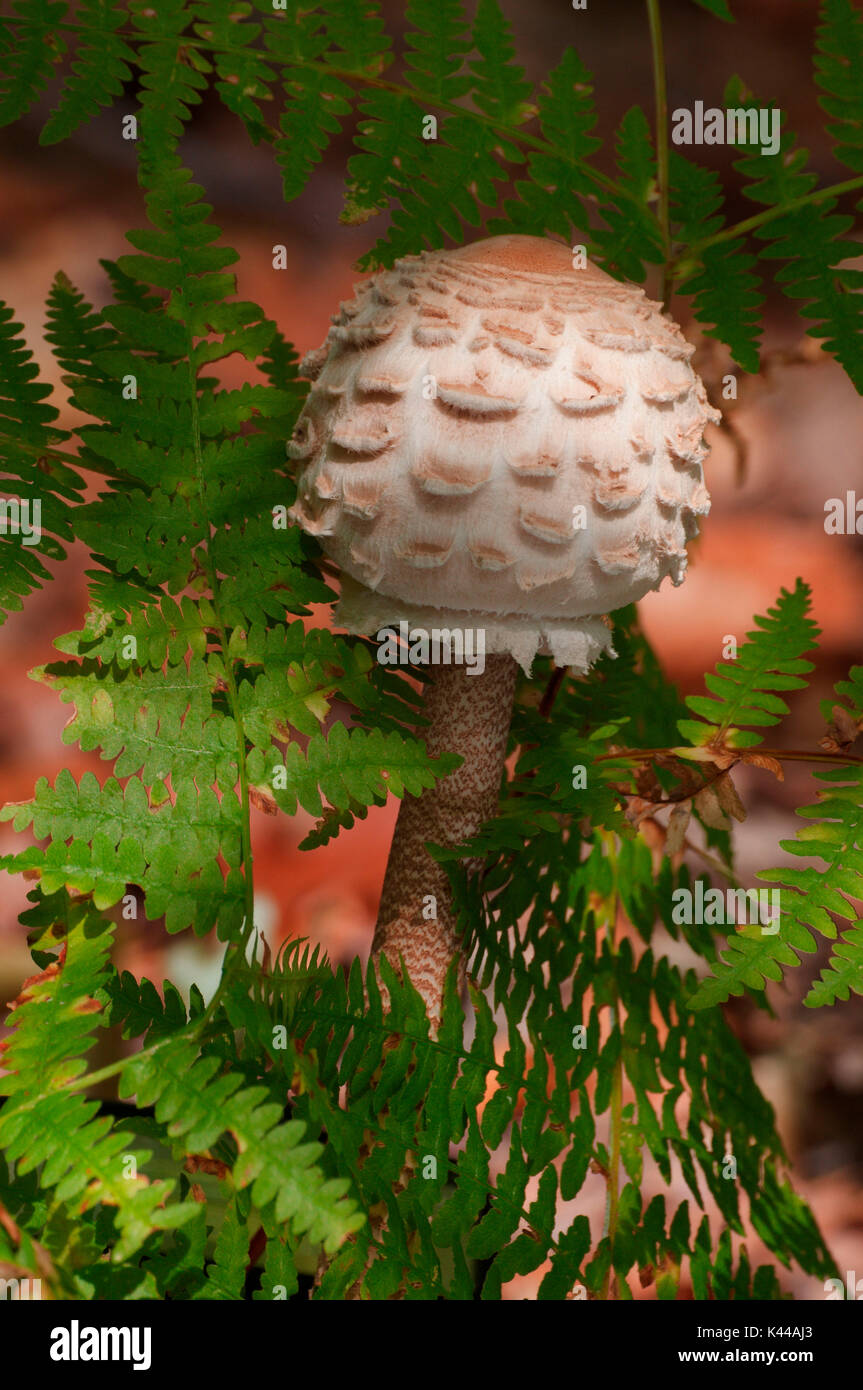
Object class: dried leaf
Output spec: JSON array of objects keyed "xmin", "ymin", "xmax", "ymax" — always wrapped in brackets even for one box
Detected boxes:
[
  {"xmin": 184, "ymin": 1154, "xmax": 230, "ymax": 1181},
  {"xmin": 819, "ymin": 704, "xmax": 861, "ymax": 753},
  {"xmin": 665, "ymin": 801, "xmax": 691, "ymax": 856},
  {"xmin": 739, "ymin": 751, "xmax": 784, "ymax": 781},
  {"xmin": 714, "ymin": 771, "xmax": 748, "ymax": 820},
  {"xmin": 249, "ymin": 785, "xmax": 278, "ymax": 815},
  {"xmin": 693, "ymin": 782, "xmax": 730, "ymax": 831}
]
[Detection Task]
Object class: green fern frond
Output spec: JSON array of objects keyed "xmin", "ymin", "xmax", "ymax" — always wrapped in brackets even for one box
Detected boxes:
[
  {"xmin": 191, "ymin": 0, "xmax": 276, "ymax": 146},
  {"xmin": 469, "ymin": 0, "xmax": 531, "ymax": 125},
  {"xmin": 593, "ymin": 107, "xmax": 664, "ymax": 281},
  {"xmin": 807, "ymin": 923, "xmax": 863, "ymax": 1005},
  {"xmin": 0, "ymin": 904, "xmax": 199, "ymax": 1261},
  {"xmin": 691, "ymin": 0, "xmax": 735, "ymax": 20},
  {"xmin": 727, "ymin": 75, "xmax": 863, "ymax": 390},
  {"xmin": 671, "ymin": 153, "xmax": 763, "ymax": 371},
  {"xmin": 276, "ymin": 66, "xmax": 353, "ymax": 205},
  {"xmin": 249, "ymin": 722, "xmax": 461, "ymax": 820},
  {"xmin": 201, "ymin": 1199, "xmax": 249, "ymax": 1300},
  {"xmin": 40, "ymin": 0, "xmax": 136, "ymax": 145},
  {"xmin": 130, "ymin": 0, "xmax": 207, "ymax": 156},
  {"xmin": 106, "ymin": 971, "xmax": 204, "ymax": 1043},
  {"xmin": 0, "ymin": 303, "xmax": 85, "ymax": 624},
  {"xmin": 815, "ymin": 0, "xmax": 863, "ymax": 173},
  {"xmin": 689, "ymin": 654, "xmax": 863, "ymax": 1010},
  {"xmin": 0, "ymin": 768, "xmax": 246, "ymax": 933},
  {"xmin": 122, "ymin": 1034, "xmax": 363, "ymax": 1253},
  {"xmin": 404, "ymin": 0, "xmax": 471, "ymax": 103},
  {"xmin": 0, "ymin": 1, "xmax": 68, "ymax": 128},
  {"xmin": 678, "ymin": 580, "xmax": 819, "ymax": 750},
  {"xmin": 497, "ymin": 47, "xmax": 601, "ymax": 240}
]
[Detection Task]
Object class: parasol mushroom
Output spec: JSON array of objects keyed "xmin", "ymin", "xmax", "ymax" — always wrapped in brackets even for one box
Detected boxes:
[{"xmin": 289, "ymin": 234, "xmax": 720, "ymax": 1030}]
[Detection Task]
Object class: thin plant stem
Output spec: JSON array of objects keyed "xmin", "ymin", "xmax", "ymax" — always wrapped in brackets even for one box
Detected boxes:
[{"xmin": 646, "ymin": 0, "xmax": 672, "ymax": 309}]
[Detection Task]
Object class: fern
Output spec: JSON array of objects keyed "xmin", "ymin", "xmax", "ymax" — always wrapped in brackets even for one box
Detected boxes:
[
  {"xmin": 403, "ymin": 0, "xmax": 471, "ymax": 103},
  {"xmin": 691, "ymin": 0, "xmax": 735, "ymax": 20},
  {"xmin": 0, "ymin": 903, "xmax": 199, "ymax": 1262},
  {"xmin": 671, "ymin": 152, "xmax": 763, "ymax": 372},
  {"xmin": 1, "ymin": 0, "xmax": 860, "ymax": 1307},
  {"xmin": 40, "ymin": 0, "xmax": 136, "ymax": 145},
  {"xmin": 691, "ymin": 661, "xmax": 863, "ymax": 1009},
  {"xmin": 501, "ymin": 47, "xmax": 602, "ymax": 238},
  {"xmin": 120, "ymin": 1033, "xmax": 362, "ymax": 1253},
  {"xmin": 0, "ymin": 303, "xmax": 85, "ymax": 624},
  {"xmin": 678, "ymin": 580, "xmax": 819, "ymax": 751},
  {"xmin": 130, "ymin": 0, "xmax": 208, "ymax": 156},
  {"xmin": 469, "ymin": 0, "xmax": 531, "ymax": 124},
  {"xmin": 726, "ymin": 74, "xmax": 863, "ymax": 390},
  {"xmin": 592, "ymin": 107, "xmax": 664, "ymax": 281},
  {"xmin": 815, "ymin": 0, "xmax": 863, "ymax": 174},
  {"xmin": 0, "ymin": 1, "xmax": 68, "ymax": 128}
]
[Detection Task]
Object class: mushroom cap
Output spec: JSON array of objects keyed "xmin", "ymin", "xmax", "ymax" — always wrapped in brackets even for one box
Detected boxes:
[{"xmin": 288, "ymin": 235, "xmax": 720, "ymax": 672}]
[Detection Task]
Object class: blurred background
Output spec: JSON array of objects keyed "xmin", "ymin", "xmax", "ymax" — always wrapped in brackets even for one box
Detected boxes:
[{"xmin": 1, "ymin": 0, "xmax": 862, "ymax": 1297}]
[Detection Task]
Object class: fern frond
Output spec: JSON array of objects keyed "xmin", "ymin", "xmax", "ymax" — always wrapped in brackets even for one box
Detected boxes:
[
  {"xmin": 678, "ymin": 580, "xmax": 819, "ymax": 750},
  {"xmin": 815, "ymin": 0, "xmax": 863, "ymax": 173},
  {"xmin": 592, "ymin": 107, "xmax": 664, "ymax": 281},
  {"xmin": 690, "ymin": 653, "xmax": 863, "ymax": 1010},
  {"xmin": 0, "ymin": 1, "xmax": 68, "ymax": 128},
  {"xmin": 670, "ymin": 153, "xmax": 763, "ymax": 371},
  {"xmin": 40, "ymin": 0, "xmax": 136, "ymax": 145},
  {"xmin": 403, "ymin": 0, "xmax": 471, "ymax": 103},
  {"xmin": 0, "ymin": 904, "xmax": 199, "ymax": 1261},
  {"xmin": 122, "ymin": 1034, "xmax": 363, "ymax": 1253},
  {"xmin": 1, "ymin": 768, "xmax": 246, "ymax": 933},
  {"xmin": 262, "ymin": 2, "xmax": 383, "ymax": 202},
  {"xmin": 0, "ymin": 302, "xmax": 85, "ymax": 624},
  {"xmin": 200, "ymin": 1199, "xmax": 249, "ymax": 1300},
  {"xmin": 807, "ymin": 923, "xmax": 863, "ymax": 1006},
  {"xmin": 498, "ymin": 47, "xmax": 601, "ymax": 240},
  {"xmin": 727, "ymin": 75, "xmax": 863, "ymax": 390},
  {"xmin": 130, "ymin": 0, "xmax": 207, "ymax": 156},
  {"xmin": 191, "ymin": 0, "xmax": 276, "ymax": 146},
  {"xmin": 691, "ymin": 0, "xmax": 735, "ymax": 19},
  {"xmin": 249, "ymin": 722, "xmax": 461, "ymax": 820},
  {"xmin": 469, "ymin": 0, "xmax": 531, "ymax": 124},
  {"xmin": 106, "ymin": 971, "xmax": 203, "ymax": 1043}
]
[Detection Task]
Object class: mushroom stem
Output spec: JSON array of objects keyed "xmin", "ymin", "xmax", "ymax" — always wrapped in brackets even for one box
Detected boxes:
[{"xmin": 372, "ymin": 653, "xmax": 519, "ymax": 1029}]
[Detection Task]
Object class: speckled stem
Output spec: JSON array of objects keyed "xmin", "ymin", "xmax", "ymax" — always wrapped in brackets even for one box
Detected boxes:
[{"xmin": 372, "ymin": 653, "xmax": 519, "ymax": 1029}]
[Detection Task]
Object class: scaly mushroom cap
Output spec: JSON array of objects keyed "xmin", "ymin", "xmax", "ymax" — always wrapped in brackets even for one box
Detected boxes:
[{"xmin": 288, "ymin": 235, "xmax": 720, "ymax": 672}]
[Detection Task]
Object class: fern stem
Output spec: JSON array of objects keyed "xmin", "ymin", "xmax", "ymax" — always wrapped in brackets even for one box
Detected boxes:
[
  {"xmin": 675, "ymin": 174, "xmax": 863, "ymax": 267},
  {"xmin": 0, "ymin": 432, "xmax": 145, "ymax": 487},
  {"xmin": 596, "ymin": 746, "xmax": 863, "ymax": 767},
  {"xmin": 645, "ymin": 0, "xmax": 672, "ymax": 310}
]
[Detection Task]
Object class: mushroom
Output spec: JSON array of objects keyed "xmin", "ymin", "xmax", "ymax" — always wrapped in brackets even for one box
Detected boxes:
[{"xmin": 289, "ymin": 235, "xmax": 720, "ymax": 1030}]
